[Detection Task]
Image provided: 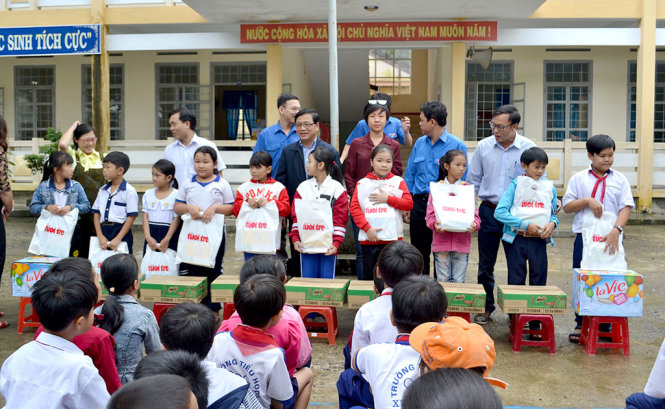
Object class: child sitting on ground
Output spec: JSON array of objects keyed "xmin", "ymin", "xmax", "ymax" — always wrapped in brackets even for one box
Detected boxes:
[
  {"xmin": 159, "ymin": 302, "xmax": 263, "ymax": 409},
  {"xmin": 34, "ymin": 257, "xmax": 121, "ymax": 394},
  {"xmin": 219, "ymin": 255, "xmax": 311, "ymax": 376},
  {"xmin": 338, "ymin": 276, "xmax": 448, "ymax": 409},
  {"xmin": 98, "ymin": 254, "xmax": 161, "ymax": 383},
  {"xmin": 0, "ymin": 269, "xmax": 110, "ymax": 408},
  {"xmin": 349, "ymin": 240, "xmax": 424, "ymax": 362},
  {"xmin": 207, "ymin": 274, "xmax": 314, "ymax": 409},
  {"xmin": 107, "ymin": 374, "xmax": 197, "ymax": 409},
  {"xmin": 92, "ymin": 151, "xmax": 139, "ymax": 253}
]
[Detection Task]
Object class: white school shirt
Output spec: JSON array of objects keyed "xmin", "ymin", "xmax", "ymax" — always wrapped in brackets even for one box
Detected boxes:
[
  {"xmin": 0, "ymin": 331, "xmax": 110, "ymax": 409},
  {"xmin": 355, "ymin": 341, "xmax": 421, "ymax": 409},
  {"xmin": 163, "ymin": 133, "xmax": 227, "ymax": 188},
  {"xmin": 206, "ymin": 332, "xmax": 293, "ymax": 408},
  {"xmin": 176, "ymin": 174, "xmax": 234, "ymax": 211},
  {"xmin": 562, "ymin": 167, "xmax": 635, "ymax": 233},
  {"xmin": 142, "ymin": 187, "xmax": 179, "ymax": 226},
  {"xmin": 201, "ymin": 361, "xmax": 262, "ymax": 409},
  {"xmin": 351, "ymin": 287, "xmax": 397, "ymax": 357},
  {"xmin": 91, "ymin": 180, "xmax": 139, "ymax": 223},
  {"xmin": 645, "ymin": 337, "xmax": 665, "ymax": 398}
]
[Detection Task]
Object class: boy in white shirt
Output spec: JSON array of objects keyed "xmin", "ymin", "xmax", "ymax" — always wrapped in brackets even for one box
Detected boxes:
[
  {"xmin": 562, "ymin": 134, "xmax": 634, "ymax": 343},
  {"xmin": 348, "ymin": 241, "xmax": 424, "ymax": 363},
  {"xmin": 626, "ymin": 337, "xmax": 665, "ymax": 409},
  {"xmin": 338, "ymin": 276, "xmax": 447, "ymax": 409},
  {"xmin": 206, "ymin": 274, "xmax": 314, "ymax": 409},
  {"xmin": 0, "ymin": 270, "xmax": 110, "ymax": 409}
]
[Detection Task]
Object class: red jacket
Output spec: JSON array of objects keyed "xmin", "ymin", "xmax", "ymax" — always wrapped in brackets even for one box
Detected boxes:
[
  {"xmin": 290, "ymin": 176, "xmax": 349, "ymax": 249},
  {"xmin": 350, "ymin": 172, "xmax": 413, "ymax": 245},
  {"xmin": 232, "ymin": 178, "xmax": 290, "ymax": 218}
]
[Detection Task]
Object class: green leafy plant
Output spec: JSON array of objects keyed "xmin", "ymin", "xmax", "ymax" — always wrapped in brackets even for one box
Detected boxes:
[{"xmin": 24, "ymin": 127, "xmax": 62, "ymax": 175}]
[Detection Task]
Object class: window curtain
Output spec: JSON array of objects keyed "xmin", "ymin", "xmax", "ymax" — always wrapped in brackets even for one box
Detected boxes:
[{"xmin": 223, "ymin": 91, "xmax": 258, "ymax": 140}]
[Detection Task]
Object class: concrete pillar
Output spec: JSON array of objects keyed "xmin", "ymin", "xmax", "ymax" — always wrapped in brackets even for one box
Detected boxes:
[
  {"xmin": 636, "ymin": 0, "xmax": 656, "ymax": 212},
  {"xmin": 449, "ymin": 42, "xmax": 466, "ymax": 138},
  {"xmin": 266, "ymin": 44, "xmax": 283, "ymax": 127}
]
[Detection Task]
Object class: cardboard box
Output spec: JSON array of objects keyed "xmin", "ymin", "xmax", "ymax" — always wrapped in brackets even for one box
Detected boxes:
[
  {"xmin": 140, "ymin": 276, "xmax": 207, "ymax": 303},
  {"xmin": 97, "ymin": 273, "xmax": 145, "ymax": 301},
  {"xmin": 572, "ymin": 269, "xmax": 643, "ymax": 317},
  {"xmin": 11, "ymin": 256, "xmax": 61, "ymax": 297},
  {"xmin": 441, "ymin": 283, "xmax": 486, "ymax": 313},
  {"xmin": 285, "ymin": 277, "xmax": 350, "ymax": 307},
  {"xmin": 211, "ymin": 276, "xmax": 241, "ymax": 303},
  {"xmin": 347, "ymin": 280, "xmax": 378, "ymax": 308},
  {"xmin": 497, "ymin": 285, "xmax": 567, "ymax": 314}
]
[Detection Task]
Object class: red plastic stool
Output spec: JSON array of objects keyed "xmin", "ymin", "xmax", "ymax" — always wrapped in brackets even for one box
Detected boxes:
[
  {"xmin": 508, "ymin": 314, "xmax": 556, "ymax": 353},
  {"xmin": 152, "ymin": 302, "xmax": 177, "ymax": 325},
  {"xmin": 298, "ymin": 306, "xmax": 338, "ymax": 345},
  {"xmin": 447, "ymin": 312, "xmax": 471, "ymax": 322},
  {"xmin": 222, "ymin": 303, "xmax": 236, "ymax": 321},
  {"xmin": 580, "ymin": 316, "xmax": 630, "ymax": 356},
  {"xmin": 17, "ymin": 297, "xmax": 41, "ymax": 334}
]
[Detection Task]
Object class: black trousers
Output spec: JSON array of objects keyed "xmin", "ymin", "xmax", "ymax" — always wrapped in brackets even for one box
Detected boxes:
[
  {"xmin": 362, "ymin": 243, "xmax": 388, "ymax": 292},
  {"xmin": 477, "ymin": 203, "xmax": 507, "ymax": 314},
  {"xmin": 505, "ymin": 234, "xmax": 548, "ymax": 286},
  {"xmin": 409, "ymin": 195, "xmax": 433, "ymax": 276}
]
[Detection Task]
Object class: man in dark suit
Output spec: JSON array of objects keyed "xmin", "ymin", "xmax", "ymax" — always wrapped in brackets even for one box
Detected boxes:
[{"xmin": 275, "ymin": 108, "xmax": 341, "ymax": 275}]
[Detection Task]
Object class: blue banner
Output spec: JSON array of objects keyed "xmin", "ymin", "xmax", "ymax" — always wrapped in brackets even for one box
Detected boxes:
[{"xmin": 0, "ymin": 25, "xmax": 100, "ymax": 57}]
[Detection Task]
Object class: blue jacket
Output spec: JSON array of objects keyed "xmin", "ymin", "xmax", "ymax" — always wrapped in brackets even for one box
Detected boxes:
[
  {"xmin": 30, "ymin": 178, "xmax": 91, "ymax": 215},
  {"xmin": 275, "ymin": 138, "xmax": 340, "ymax": 202},
  {"xmin": 494, "ymin": 177, "xmax": 558, "ymax": 244}
]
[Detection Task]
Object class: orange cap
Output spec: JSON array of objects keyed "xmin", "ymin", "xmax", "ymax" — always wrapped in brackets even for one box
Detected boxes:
[{"xmin": 409, "ymin": 316, "xmax": 497, "ymax": 376}]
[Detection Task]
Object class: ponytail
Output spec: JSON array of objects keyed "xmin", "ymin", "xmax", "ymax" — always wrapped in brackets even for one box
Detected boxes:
[
  {"xmin": 311, "ymin": 148, "xmax": 344, "ymax": 186},
  {"xmin": 437, "ymin": 149, "xmax": 465, "ymax": 182},
  {"xmin": 99, "ymin": 254, "xmax": 139, "ymax": 335},
  {"xmin": 152, "ymin": 159, "xmax": 179, "ymax": 189},
  {"xmin": 42, "ymin": 151, "xmax": 74, "ymax": 182}
]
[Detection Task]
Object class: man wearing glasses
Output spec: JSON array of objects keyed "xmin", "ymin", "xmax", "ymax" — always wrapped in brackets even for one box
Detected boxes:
[
  {"xmin": 275, "ymin": 108, "xmax": 341, "ymax": 275},
  {"xmin": 339, "ymin": 92, "xmax": 413, "ymax": 163},
  {"xmin": 253, "ymin": 94, "xmax": 301, "ymax": 168},
  {"xmin": 466, "ymin": 104, "xmax": 535, "ymax": 325}
]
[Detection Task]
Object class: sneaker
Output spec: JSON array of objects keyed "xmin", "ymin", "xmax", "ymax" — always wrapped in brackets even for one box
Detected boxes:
[{"xmin": 473, "ymin": 312, "xmax": 491, "ymax": 325}]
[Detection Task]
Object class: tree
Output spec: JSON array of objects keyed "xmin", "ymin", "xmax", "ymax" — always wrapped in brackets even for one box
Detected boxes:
[{"xmin": 24, "ymin": 128, "xmax": 61, "ymax": 175}]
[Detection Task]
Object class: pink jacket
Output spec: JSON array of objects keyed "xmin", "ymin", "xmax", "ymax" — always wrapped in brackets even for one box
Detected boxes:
[
  {"xmin": 218, "ymin": 304, "xmax": 312, "ymax": 377},
  {"xmin": 425, "ymin": 181, "xmax": 481, "ymax": 253}
]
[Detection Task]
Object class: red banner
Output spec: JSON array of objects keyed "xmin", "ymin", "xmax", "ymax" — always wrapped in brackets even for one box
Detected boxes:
[{"xmin": 241, "ymin": 21, "xmax": 496, "ymax": 43}]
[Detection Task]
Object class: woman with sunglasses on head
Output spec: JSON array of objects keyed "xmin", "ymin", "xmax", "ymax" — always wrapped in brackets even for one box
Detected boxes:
[
  {"xmin": 344, "ymin": 102, "xmax": 403, "ymax": 281},
  {"xmin": 59, "ymin": 120, "xmax": 106, "ymax": 258},
  {"xmin": 340, "ymin": 92, "xmax": 413, "ymax": 163}
]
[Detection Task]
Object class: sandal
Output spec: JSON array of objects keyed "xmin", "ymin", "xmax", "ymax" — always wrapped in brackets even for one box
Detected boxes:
[
  {"xmin": 568, "ymin": 326, "xmax": 582, "ymax": 344},
  {"xmin": 0, "ymin": 321, "xmax": 8, "ymax": 329}
]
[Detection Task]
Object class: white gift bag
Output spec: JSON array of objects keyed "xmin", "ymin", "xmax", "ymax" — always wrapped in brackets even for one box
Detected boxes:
[
  {"xmin": 235, "ymin": 201, "xmax": 280, "ymax": 254},
  {"xmin": 141, "ymin": 248, "xmax": 178, "ymax": 279},
  {"xmin": 176, "ymin": 213, "xmax": 225, "ymax": 268},
  {"xmin": 28, "ymin": 208, "xmax": 79, "ymax": 258},
  {"xmin": 89, "ymin": 237, "xmax": 129, "ymax": 275},
  {"xmin": 581, "ymin": 211, "xmax": 627, "ymax": 271},
  {"xmin": 429, "ymin": 182, "xmax": 475, "ymax": 232},
  {"xmin": 356, "ymin": 181, "xmax": 398, "ymax": 241},
  {"xmin": 294, "ymin": 198, "xmax": 333, "ymax": 253},
  {"xmin": 509, "ymin": 176, "xmax": 553, "ymax": 230}
]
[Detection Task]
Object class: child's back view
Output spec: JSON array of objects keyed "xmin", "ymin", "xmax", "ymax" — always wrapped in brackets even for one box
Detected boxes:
[
  {"xmin": 350, "ymin": 240, "xmax": 424, "ymax": 358},
  {"xmin": 98, "ymin": 253, "xmax": 161, "ymax": 383},
  {"xmin": 207, "ymin": 274, "xmax": 314, "ymax": 409},
  {"xmin": 0, "ymin": 269, "xmax": 110, "ymax": 408}
]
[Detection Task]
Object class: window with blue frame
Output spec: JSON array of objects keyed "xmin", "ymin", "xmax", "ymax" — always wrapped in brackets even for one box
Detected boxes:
[
  {"xmin": 628, "ymin": 61, "xmax": 665, "ymax": 142},
  {"xmin": 544, "ymin": 62, "xmax": 591, "ymax": 142},
  {"xmin": 465, "ymin": 62, "xmax": 513, "ymax": 141}
]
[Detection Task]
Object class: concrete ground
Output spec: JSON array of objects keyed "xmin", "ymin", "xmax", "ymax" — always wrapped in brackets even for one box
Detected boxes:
[{"xmin": 0, "ymin": 213, "xmax": 664, "ymax": 408}]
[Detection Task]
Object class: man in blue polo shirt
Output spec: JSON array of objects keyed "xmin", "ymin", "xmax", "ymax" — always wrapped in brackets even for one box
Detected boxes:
[
  {"xmin": 253, "ymin": 94, "xmax": 301, "ymax": 167},
  {"xmin": 403, "ymin": 101, "xmax": 467, "ymax": 276}
]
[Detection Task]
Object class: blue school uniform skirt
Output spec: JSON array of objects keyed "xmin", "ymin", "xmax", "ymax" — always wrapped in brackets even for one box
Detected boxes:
[{"xmin": 142, "ymin": 222, "xmax": 180, "ymax": 255}]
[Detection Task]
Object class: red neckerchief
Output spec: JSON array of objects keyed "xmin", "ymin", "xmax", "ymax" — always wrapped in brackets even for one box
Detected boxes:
[
  {"xmin": 589, "ymin": 169, "xmax": 608, "ymax": 204},
  {"xmin": 231, "ymin": 325, "xmax": 280, "ymax": 357},
  {"xmin": 395, "ymin": 334, "xmax": 410, "ymax": 345},
  {"xmin": 380, "ymin": 289, "xmax": 393, "ymax": 297}
]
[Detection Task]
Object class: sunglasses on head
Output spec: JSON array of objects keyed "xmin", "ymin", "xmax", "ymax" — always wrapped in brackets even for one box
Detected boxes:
[{"xmin": 368, "ymin": 99, "xmax": 388, "ymax": 105}]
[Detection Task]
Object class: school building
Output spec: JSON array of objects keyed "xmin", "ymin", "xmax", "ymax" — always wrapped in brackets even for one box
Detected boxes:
[{"xmin": 1, "ymin": 0, "xmax": 664, "ymax": 211}]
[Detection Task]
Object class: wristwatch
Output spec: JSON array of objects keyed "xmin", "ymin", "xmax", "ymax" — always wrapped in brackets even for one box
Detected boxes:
[{"xmin": 613, "ymin": 225, "xmax": 624, "ymax": 234}]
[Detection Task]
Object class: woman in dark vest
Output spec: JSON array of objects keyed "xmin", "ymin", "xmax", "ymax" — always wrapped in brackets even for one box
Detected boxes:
[{"xmin": 59, "ymin": 120, "xmax": 106, "ymax": 258}]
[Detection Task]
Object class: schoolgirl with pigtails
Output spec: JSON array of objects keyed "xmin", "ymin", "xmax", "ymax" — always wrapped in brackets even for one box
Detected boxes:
[
  {"xmin": 290, "ymin": 147, "xmax": 348, "ymax": 279},
  {"xmin": 142, "ymin": 159, "xmax": 180, "ymax": 254}
]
